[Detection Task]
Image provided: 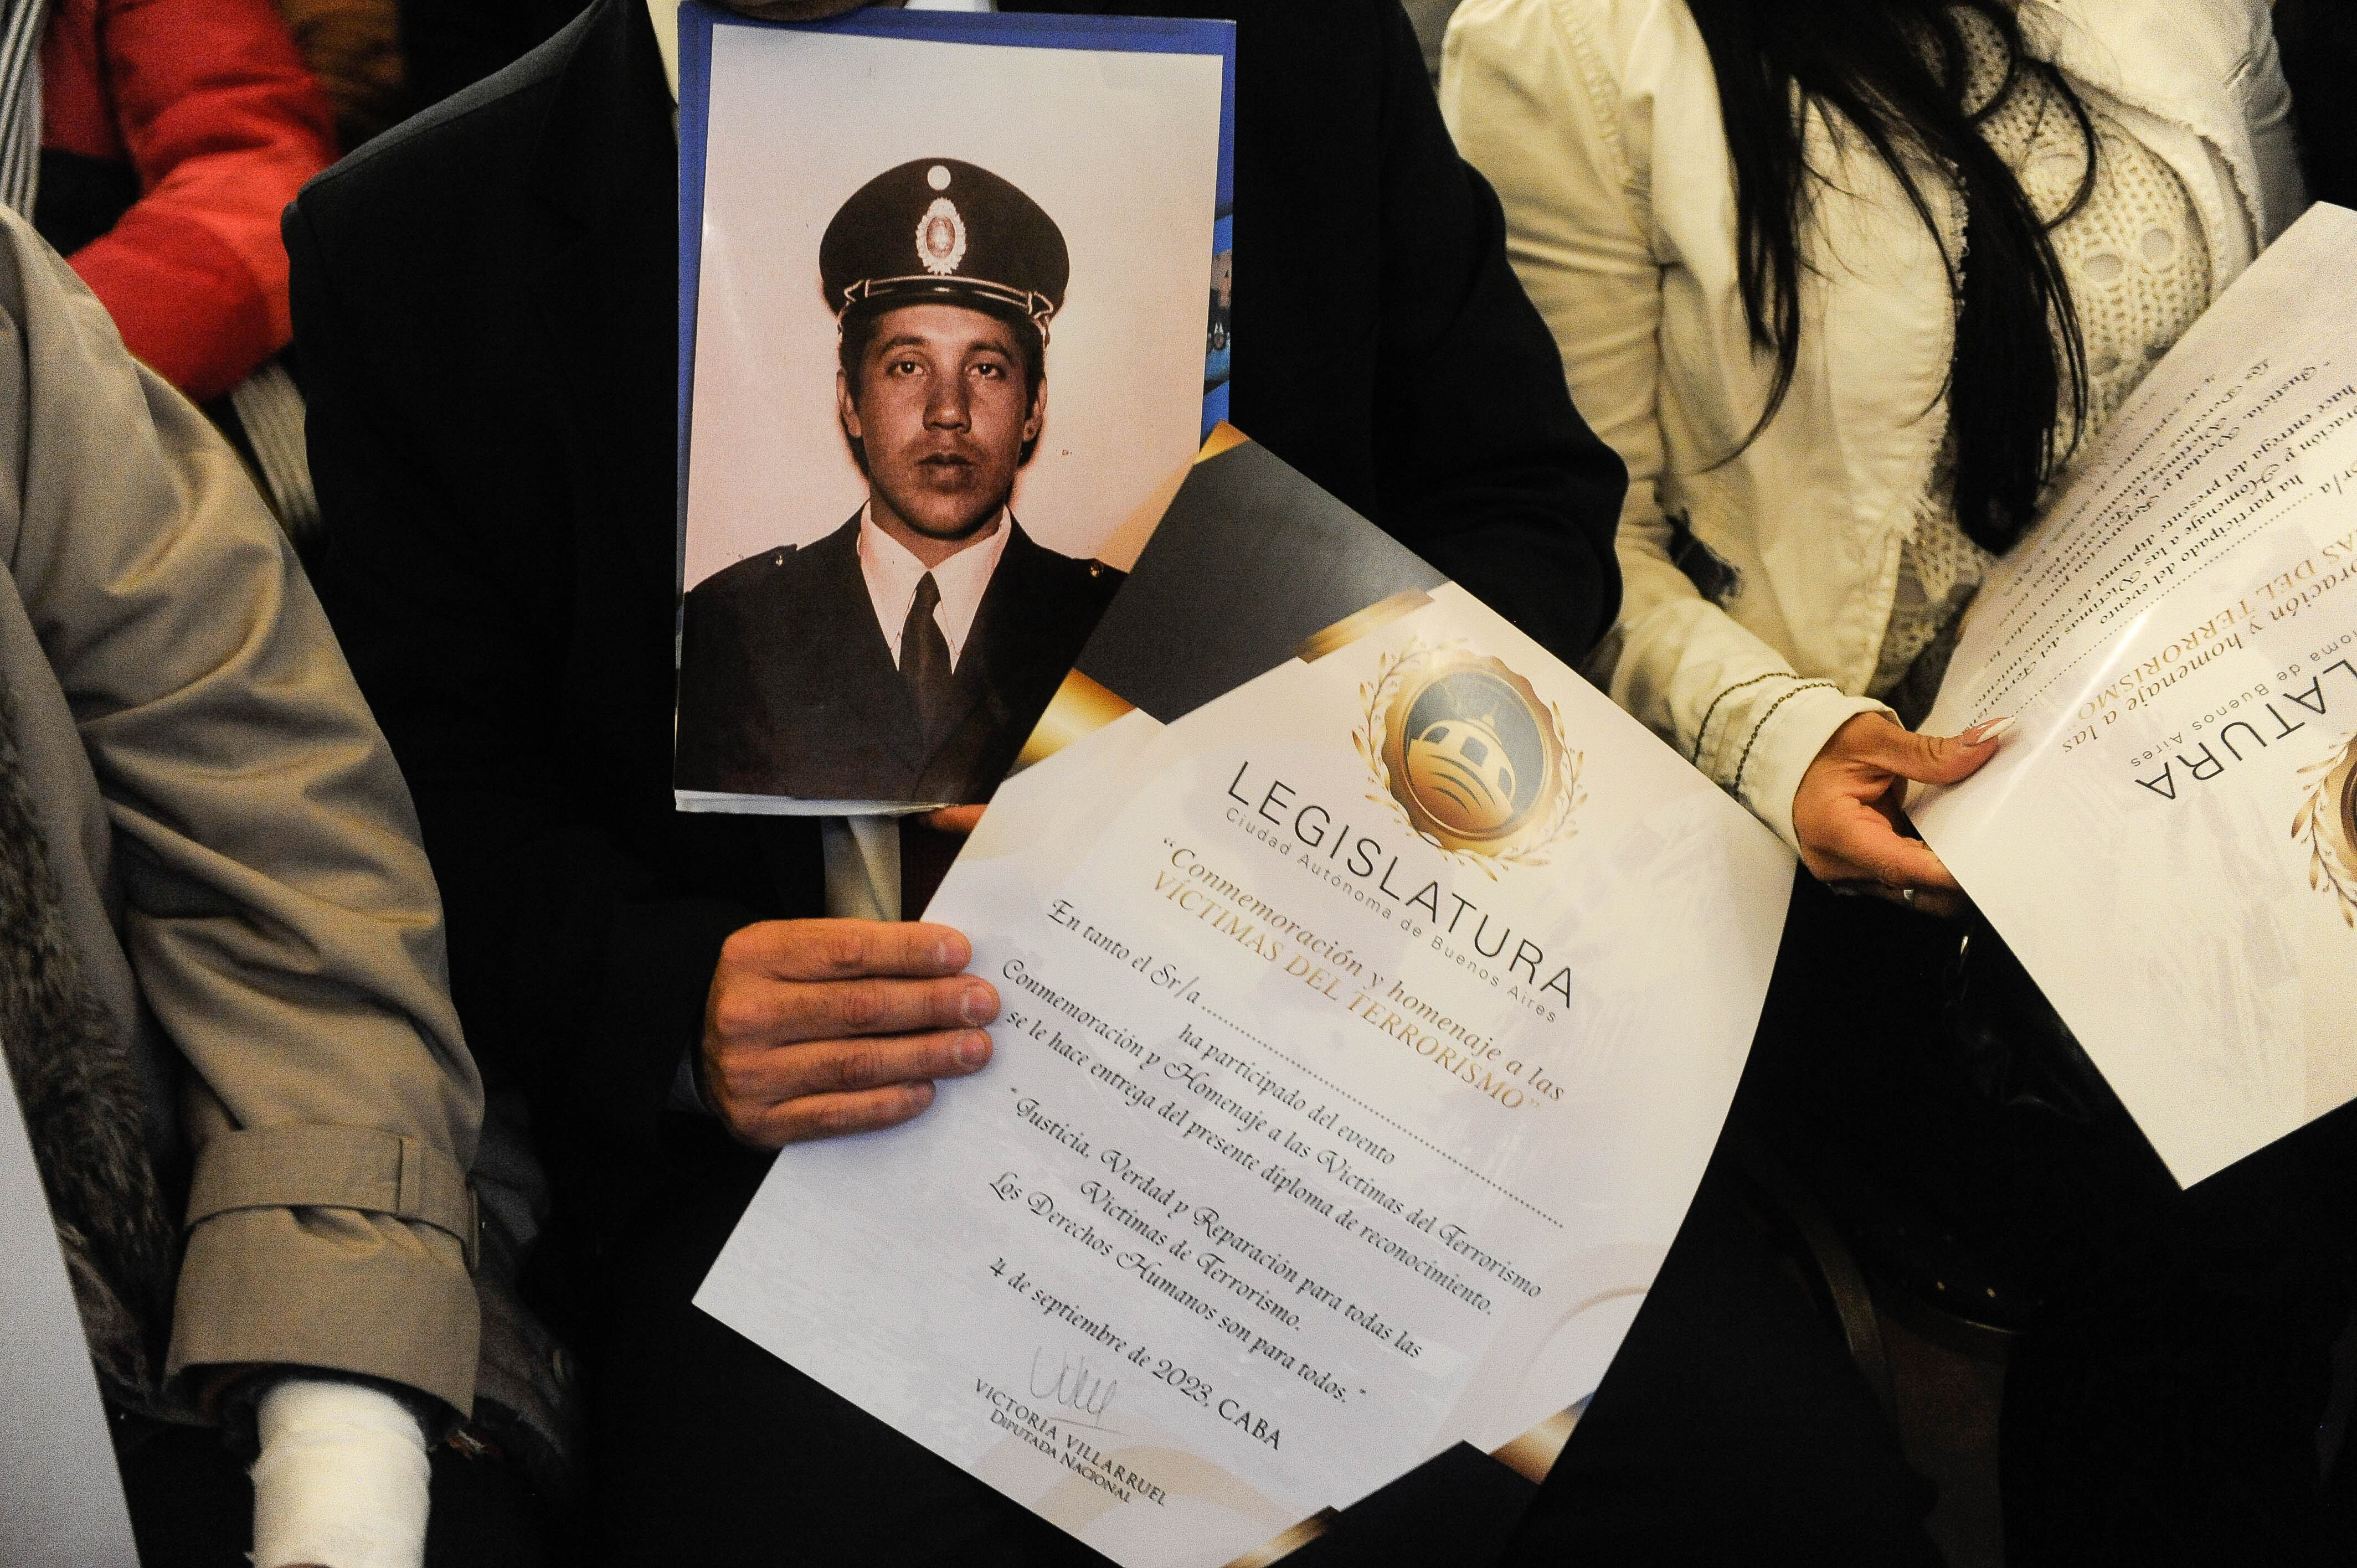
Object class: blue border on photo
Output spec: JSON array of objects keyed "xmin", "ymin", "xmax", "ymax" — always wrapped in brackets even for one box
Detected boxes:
[{"xmin": 675, "ymin": 3, "xmax": 1238, "ymax": 610}]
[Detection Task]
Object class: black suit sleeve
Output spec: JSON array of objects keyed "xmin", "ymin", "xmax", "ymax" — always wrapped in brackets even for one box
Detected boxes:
[
  {"xmin": 287, "ymin": 200, "xmax": 757, "ymax": 1218},
  {"xmin": 673, "ymin": 574, "xmax": 754, "ymax": 793},
  {"xmin": 1363, "ymin": 0, "xmax": 1624, "ymax": 667}
]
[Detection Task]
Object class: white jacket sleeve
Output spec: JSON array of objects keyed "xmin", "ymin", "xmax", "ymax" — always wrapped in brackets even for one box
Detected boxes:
[
  {"xmin": 2237, "ymin": 1, "xmax": 2305, "ymax": 241},
  {"xmin": 1443, "ymin": 0, "xmax": 1884, "ymax": 852}
]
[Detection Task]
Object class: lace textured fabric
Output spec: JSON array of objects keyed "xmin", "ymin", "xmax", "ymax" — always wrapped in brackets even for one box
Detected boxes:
[{"xmin": 1870, "ymin": 9, "xmax": 2214, "ymax": 723}]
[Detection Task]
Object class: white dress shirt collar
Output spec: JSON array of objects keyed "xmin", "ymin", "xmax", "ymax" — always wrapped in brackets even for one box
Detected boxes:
[
  {"xmin": 857, "ymin": 506, "xmax": 1011, "ymax": 670},
  {"xmin": 646, "ymin": 0, "xmax": 999, "ymax": 104}
]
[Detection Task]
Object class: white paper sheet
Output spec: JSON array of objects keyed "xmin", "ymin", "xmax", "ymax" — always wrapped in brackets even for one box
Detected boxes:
[
  {"xmin": 1916, "ymin": 203, "xmax": 2357, "ymax": 1184},
  {"xmin": 0, "ymin": 1045, "xmax": 138, "ymax": 1565}
]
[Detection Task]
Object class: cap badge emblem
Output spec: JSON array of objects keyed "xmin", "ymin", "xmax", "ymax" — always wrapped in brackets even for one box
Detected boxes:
[{"xmin": 917, "ymin": 197, "xmax": 967, "ymax": 276}]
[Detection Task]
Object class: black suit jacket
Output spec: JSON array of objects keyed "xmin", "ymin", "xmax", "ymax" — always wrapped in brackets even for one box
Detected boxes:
[
  {"xmin": 288, "ymin": 0, "xmax": 1623, "ymax": 1234},
  {"xmin": 675, "ymin": 516, "xmax": 1121, "ymax": 802}
]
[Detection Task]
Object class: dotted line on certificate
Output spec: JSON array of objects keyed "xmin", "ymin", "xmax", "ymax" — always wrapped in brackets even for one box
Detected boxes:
[{"xmin": 1195, "ymin": 1003, "xmax": 1566, "ymax": 1231}]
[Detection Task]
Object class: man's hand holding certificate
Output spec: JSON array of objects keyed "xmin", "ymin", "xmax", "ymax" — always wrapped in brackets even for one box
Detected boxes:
[
  {"xmin": 696, "ymin": 436, "xmax": 1792, "ymax": 1566},
  {"xmin": 697, "ymin": 918, "xmax": 998, "ymax": 1147}
]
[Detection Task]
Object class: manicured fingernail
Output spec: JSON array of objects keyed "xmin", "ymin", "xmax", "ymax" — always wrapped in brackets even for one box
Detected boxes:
[
  {"xmin": 956, "ymin": 1030, "xmax": 991, "ymax": 1068},
  {"xmin": 934, "ymin": 936, "xmax": 959, "ymax": 968},
  {"xmin": 1964, "ymin": 716, "xmax": 2015, "ymax": 746},
  {"xmin": 961, "ymin": 984, "xmax": 996, "ymax": 1024}
]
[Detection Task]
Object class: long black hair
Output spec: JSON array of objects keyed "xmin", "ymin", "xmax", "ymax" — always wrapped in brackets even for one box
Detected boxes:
[{"xmin": 1686, "ymin": 0, "xmax": 2096, "ymax": 553}]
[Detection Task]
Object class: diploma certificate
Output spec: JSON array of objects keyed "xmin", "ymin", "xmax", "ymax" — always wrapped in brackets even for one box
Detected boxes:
[
  {"xmin": 1916, "ymin": 204, "xmax": 2357, "ymax": 1185},
  {"xmin": 697, "ymin": 434, "xmax": 1792, "ymax": 1566}
]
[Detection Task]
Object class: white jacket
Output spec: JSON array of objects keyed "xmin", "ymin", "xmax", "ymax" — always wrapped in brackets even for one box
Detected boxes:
[{"xmin": 1441, "ymin": 0, "xmax": 2302, "ymax": 851}]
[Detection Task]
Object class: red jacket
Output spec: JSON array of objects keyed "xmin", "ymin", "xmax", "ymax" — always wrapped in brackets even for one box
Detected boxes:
[{"xmin": 42, "ymin": 0, "xmax": 338, "ymax": 400}]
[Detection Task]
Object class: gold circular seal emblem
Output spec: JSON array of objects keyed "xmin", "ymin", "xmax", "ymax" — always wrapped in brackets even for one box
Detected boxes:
[
  {"xmin": 1377, "ymin": 652, "xmax": 1567, "ymax": 856},
  {"xmin": 2294, "ymin": 733, "xmax": 2357, "ymax": 926},
  {"xmin": 2341, "ymin": 761, "xmax": 2357, "ymax": 865}
]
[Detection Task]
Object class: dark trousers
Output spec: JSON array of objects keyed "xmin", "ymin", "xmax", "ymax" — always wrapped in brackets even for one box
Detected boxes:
[
  {"xmin": 1509, "ymin": 871, "xmax": 2353, "ymax": 1565},
  {"xmin": 1767, "ymin": 876, "xmax": 2353, "ymax": 1565},
  {"xmin": 1500, "ymin": 1149, "xmax": 1944, "ymax": 1566},
  {"xmin": 1994, "ymin": 1113, "xmax": 2355, "ymax": 1567},
  {"xmin": 114, "ymin": 1411, "xmax": 547, "ymax": 1568}
]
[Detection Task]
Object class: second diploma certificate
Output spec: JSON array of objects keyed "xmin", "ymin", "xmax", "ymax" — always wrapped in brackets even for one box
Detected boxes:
[{"xmin": 696, "ymin": 434, "xmax": 1793, "ymax": 1567}]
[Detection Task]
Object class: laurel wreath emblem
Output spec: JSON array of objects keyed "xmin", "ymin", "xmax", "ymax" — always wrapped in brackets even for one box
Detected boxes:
[
  {"xmin": 2292, "ymin": 728, "xmax": 2357, "ymax": 927},
  {"xmin": 1351, "ymin": 638, "xmax": 1584, "ymax": 878}
]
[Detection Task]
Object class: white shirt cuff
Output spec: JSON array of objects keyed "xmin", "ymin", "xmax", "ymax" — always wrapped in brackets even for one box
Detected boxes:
[
  {"xmin": 821, "ymin": 814, "xmax": 903, "ymax": 921},
  {"xmin": 1737, "ymin": 685, "xmax": 1894, "ymax": 857}
]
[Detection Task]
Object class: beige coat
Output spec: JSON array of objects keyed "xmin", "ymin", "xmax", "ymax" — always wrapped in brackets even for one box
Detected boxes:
[
  {"xmin": 1442, "ymin": 0, "xmax": 2301, "ymax": 850},
  {"xmin": 0, "ymin": 204, "xmax": 481, "ymax": 1414}
]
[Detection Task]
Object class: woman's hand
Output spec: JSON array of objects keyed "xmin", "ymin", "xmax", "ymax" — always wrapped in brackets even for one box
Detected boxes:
[{"xmin": 1790, "ymin": 711, "xmax": 2011, "ymax": 916}]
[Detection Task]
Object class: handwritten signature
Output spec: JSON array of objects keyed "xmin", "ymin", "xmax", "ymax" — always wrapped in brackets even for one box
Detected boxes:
[{"xmin": 1031, "ymin": 1347, "xmax": 1120, "ymax": 1425}]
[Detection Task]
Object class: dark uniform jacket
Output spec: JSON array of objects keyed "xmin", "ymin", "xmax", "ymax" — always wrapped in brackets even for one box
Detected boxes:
[
  {"xmin": 287, "ymin": 0, "xmax": 1623, "ymax": 1240},
  {"xmin": 674, "ymin": 515, "xmax": 1121, "ymax": 802}
]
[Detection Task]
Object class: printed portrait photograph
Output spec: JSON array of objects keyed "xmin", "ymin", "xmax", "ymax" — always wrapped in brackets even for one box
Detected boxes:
[{"xmin": 673, "ymin": 16, "xmax": 1226, "ymax": 811}]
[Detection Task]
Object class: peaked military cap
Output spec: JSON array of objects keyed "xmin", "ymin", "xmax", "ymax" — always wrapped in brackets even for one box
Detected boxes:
[{"xmin": 819, "ymin": 158, "xmax": 1069, "ymax": 341}]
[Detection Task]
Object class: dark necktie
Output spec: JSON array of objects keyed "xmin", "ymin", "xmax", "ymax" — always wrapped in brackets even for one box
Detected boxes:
[{"xmin": 899, "ymin": 571, "xmax": 956, "ymax": 743}]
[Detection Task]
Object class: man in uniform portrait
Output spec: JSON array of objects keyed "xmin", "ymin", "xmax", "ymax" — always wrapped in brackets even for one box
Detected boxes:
[{"xmin": 674, "ymin": 157, "xmax": 1123, "ymax": 804}]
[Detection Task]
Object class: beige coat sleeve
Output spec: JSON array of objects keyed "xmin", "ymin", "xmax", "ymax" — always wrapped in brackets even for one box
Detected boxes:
[{"xmin": 0, "ymin": 209, "xmax": 483, "ymax": 1414}]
